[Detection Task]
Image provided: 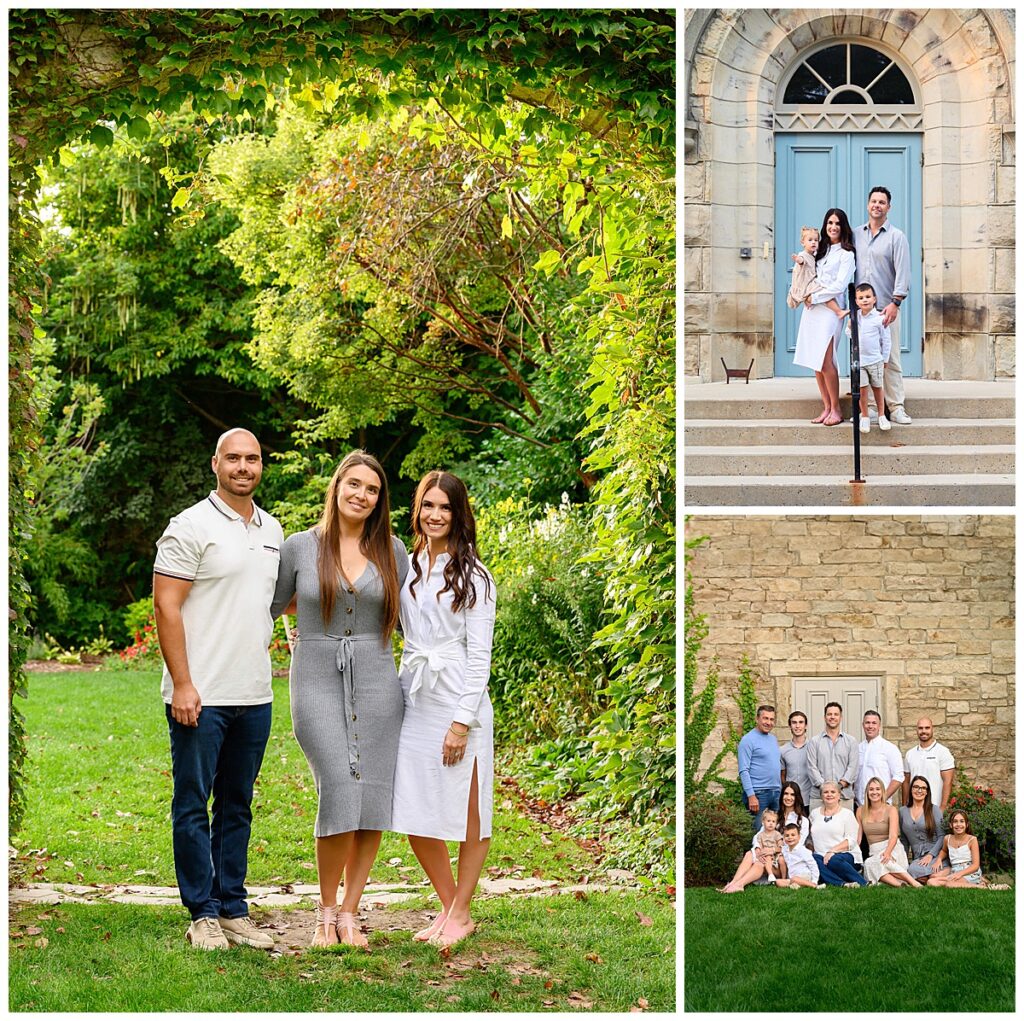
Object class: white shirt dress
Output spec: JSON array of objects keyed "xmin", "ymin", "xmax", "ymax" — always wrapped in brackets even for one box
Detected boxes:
[
  {"xmin": 391, "ymin": 550, "xmax": 496, "ymax": 841},
  {"xmin": 793, "ymin": 244, "xmax": 856, "ymax": 371}
]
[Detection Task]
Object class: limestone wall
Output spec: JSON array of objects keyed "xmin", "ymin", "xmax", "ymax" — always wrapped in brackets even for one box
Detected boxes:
[
  {"xmin": 685, "ymin": 515, "xmax": 1015, "ymax": 795},
  {"xmin": 684, "ymin": 9, "xmax": 1016, "ymax": 381}
]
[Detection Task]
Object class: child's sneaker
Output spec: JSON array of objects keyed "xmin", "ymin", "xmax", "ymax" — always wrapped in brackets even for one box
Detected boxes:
[
  {"xmin": 859, "ymin": 416, "xmax": 870, "ymax": 434},
  {"xmin": 878, "ymin": 415, "xmax": 891, "ymax": 431}
]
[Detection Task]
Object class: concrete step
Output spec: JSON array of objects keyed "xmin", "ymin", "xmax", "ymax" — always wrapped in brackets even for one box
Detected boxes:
[
  {"xmin": 685, "ymin": 444, "xmax": 1015, "ymax": 477},
  {"xmin": 684, "ymin": 395, "xmax": 1015, "ymax": 420},
  {"xmin": 684, "ymin": 474, "xmax": 1014, "ymax": 507},
  {"xmin": 684, "ymin": 418, "xmax": 1016, "ymax": 447}
]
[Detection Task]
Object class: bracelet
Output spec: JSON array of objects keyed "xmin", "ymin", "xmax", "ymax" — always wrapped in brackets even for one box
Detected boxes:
[{"xmin": 449, "ymin": 725, "xmax": 469, "ymax": 737}]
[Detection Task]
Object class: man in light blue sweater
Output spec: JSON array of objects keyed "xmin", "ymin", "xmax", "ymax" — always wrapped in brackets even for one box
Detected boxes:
[{"xmin": 737, "ymin": 705, "xmax": 782, "ymax": 833}]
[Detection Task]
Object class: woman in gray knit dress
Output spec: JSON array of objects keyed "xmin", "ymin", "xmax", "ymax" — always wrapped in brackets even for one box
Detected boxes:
[{"xmin": 271, "ymin": 451, "xmax": 409, "ymax": 948}]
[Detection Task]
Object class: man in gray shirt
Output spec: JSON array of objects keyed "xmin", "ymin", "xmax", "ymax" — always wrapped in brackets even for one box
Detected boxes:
[
  {"xmin": 806, "ymin": 702, "xmax": 859, "ymax": 810},
  {"xmin": 853, "ymin": 186, "xmax": 912, "ymax": 425},
  {"xmin": 779, "ymin": 709, "xmax": 811, "ymax": 806}
]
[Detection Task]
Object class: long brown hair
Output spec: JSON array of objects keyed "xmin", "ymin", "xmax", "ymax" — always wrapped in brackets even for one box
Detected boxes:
[
  {"xmin": 408, "ymin": 470, "xmax": 492, "ymax": 613},
  {"xmin": 908, "ymin": 774, "xmax": 936, "ymax": 841},
  {"xmin": 315, "ymin": 450, "xmax": 399, "ymax": 640}
]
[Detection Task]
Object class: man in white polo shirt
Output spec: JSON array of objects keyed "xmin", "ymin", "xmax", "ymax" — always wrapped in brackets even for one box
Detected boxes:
[
  {"xmin": 154, "ymin": 428, "xmax": 283, "ymax": 951},
  {"xmin": 855, "ymin": 710, "xmax": 904, "ymax": 808},
  {"xmin": 902, "ymin": 716, "xmax": 955, "ymax": 813}
]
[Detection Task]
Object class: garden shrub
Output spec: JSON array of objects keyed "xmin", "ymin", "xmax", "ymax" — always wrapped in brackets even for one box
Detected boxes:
[
  {"xmin": 684, "ymin": 793, "xmax": 752, "ymax": 888},
  {"xmin": 948, "ymin": 766, "xmax": 1015, "ymax": 873}
]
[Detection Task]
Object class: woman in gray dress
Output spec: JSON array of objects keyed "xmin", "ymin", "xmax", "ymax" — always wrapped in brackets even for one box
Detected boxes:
[
  {"xmin": 899, "ymin": 773, "xmax": 945, "ymax": 882},
  {"xmin": 272, "ymin": 451, "xmax": 409, "ymax": 948}
]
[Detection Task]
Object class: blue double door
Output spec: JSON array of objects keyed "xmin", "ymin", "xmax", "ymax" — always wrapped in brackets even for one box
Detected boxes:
[{"xmin": 774, "ymin": 133, "xmax": 922, "ymax": 378}]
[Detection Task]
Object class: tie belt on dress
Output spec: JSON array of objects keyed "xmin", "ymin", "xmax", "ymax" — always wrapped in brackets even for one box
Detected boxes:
[
  {"xmin": 299, "ymin": 632, "xmax": 381, "ymax": 778},
  {"xmin": 401, "ymin": 637, "xmax": 464, "ymax": 706}
]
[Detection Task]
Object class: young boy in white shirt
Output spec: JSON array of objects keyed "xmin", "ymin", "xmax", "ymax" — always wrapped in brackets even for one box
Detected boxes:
[
  {"xmin": 776, "ymin": 822, "xmax": 820, "ymax": 888},
  {"xmin": 848, "ymin": 282, "xmax": 892, "ymax": 434}
]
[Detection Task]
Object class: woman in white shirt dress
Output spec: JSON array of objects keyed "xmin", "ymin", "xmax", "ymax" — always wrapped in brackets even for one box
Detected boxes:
[
  {"xmin": 793, "ymin": 208, "xmax": 856, "ymax": 427},
  {"xmin": 391, "ymin": 471, "xmax": 496, "ymax": 949}
]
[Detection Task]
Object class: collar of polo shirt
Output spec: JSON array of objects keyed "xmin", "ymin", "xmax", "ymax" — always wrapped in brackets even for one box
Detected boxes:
[{"xmin": 208, "ymin": 490, "xmax": 263, "ymax": 526}]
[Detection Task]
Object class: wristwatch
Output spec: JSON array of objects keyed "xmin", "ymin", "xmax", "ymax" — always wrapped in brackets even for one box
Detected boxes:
[{"xmin": 893, "ymin": 297, "xmax": 904, "ymax": 307}]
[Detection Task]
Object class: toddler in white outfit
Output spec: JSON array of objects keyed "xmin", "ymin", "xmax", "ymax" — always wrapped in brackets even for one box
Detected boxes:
[{"xmin": 788, "ymin": 227, "xmax": 851, "ymax": 320}]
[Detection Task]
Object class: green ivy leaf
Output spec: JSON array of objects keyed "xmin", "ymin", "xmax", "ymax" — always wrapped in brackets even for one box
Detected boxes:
[
  {"xmin": 533, "ymin": 249, "xmax": 562, "ymax": 276},
  {"xmin": 88, "ymin": 125, "xmax": 114, "ymax": 148},
  {"xmin": 170, "ymin": 187, "xmax": 190, "ymax": 210}
]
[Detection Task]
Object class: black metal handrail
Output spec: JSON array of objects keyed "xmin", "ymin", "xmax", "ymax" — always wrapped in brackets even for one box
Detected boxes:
[{"xmin": 848, "ymin": 282, "xmax": 864, "ymax": 484}]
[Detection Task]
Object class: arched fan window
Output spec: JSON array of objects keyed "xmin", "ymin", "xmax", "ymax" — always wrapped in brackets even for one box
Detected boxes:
[{"xmin": 783, "ymin": 43, "xmax": 915, "ymax": 106}]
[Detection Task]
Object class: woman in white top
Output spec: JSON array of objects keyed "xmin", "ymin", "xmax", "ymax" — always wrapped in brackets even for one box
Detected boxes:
[
  {"xmin": 809, "ymin": 780, "xmax": 866, "ymax": 886},
  {"xmin": 793, "ymin": 208, "xmax": 856, "ymax": 427},
  {"xmin": 391, "ymin": 471, "xmax": 496, "ymax": 948}
]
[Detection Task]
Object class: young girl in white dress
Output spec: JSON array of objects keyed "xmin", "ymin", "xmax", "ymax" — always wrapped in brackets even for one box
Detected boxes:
[
  {"xmin": 391, "ymin": 471, "xmax": 496, "ymax": 948},
  {"xmin": 928, "ymin": 809, "xmax": 986, "ymax": 887}
]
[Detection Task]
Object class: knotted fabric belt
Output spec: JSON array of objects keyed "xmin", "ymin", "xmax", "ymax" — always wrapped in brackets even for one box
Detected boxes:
[
  {"xmin": 401, "ymin": 637, "xmax": 464, "ymax": 706},
  {"xmin": 299, "ymin": 632, "xmax": 382, "ymax": 778}
]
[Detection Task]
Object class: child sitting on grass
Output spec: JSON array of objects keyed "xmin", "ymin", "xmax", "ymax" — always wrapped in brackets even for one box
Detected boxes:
[
  {"xmin": 776, "ymin": 822, "xmax": 820, "ymax": 888},
  {"xmin": 788, "ymin": 226, "xmax": 851, "ymax": 320},
  {"xmin": 928, "ymin": 809, "xmax": 987, "ymax": 887},
  {"xmin": 753, "ymin": 809, "xmax": 784, "ymax": 883},
  {"xmin": 848, "ymin": 282, "xmax": 892, "ymax": 433},
  {"xmin": 719, "ymin": 810, "xmax": 783, "ymax": 893}
]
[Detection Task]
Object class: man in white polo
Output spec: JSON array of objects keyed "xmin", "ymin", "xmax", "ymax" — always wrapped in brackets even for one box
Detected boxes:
[
  {"xmin": 855, "ymin": 710, "xmax": 904, "ymax": 808},
  {"xmin": 902, "ymin": 716, "xmax": 955, "ymax": 813},
  {"xmin": 154, "ymin": 428, "xmax": 283, "ymax": 951}
]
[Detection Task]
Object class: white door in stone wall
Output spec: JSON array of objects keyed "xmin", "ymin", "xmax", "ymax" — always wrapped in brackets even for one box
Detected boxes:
[
  {"xmin": 792, "ymin": 676, "xmax": 881, "ymax": 733},
  {"xmin": 773, "ymin": 133, "xmax": 922, "ymax": 379}
]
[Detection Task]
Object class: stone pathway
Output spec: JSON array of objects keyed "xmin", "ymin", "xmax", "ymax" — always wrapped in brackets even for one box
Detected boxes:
[{"xmin": 11, "ymin": 874, "xmax": 636, "ymax": 908}]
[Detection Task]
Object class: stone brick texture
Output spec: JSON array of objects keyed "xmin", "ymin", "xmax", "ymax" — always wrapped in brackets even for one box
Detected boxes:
[{"xmin": 686, "ymin": 515, "xmax": 1015, "ymax": 796}]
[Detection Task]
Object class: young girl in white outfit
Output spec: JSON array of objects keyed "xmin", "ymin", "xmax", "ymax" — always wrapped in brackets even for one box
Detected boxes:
[
  {"xmin": 391, "ymin": 471, "xmax": 497, "ymax": 947},
  {"xmin": 928, "ymin": 809, "xmax": 986, "ymax": 887}
]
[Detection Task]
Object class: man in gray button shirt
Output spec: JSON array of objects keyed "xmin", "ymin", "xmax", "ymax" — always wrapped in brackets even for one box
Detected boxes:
[
  {"xmin": 806, "ymin": 702, "xmax": 859, "ymax": 810},
  {"xmin": 853, "ymin": 186, "xmax": 912, "ymax": 425},
  {"xmin": 779, "ymin": 709, "xmax": 811, "ymax": 806}
]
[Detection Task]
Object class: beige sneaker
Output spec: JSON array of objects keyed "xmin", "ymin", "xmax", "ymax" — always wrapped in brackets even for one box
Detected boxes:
[
  {"xmin": 219, "ymin": 914, "xmax": 275, "ymax": 950},
  {"xmin": 186, "ymin": 916, "xmax": 229, "ymax": 950}
]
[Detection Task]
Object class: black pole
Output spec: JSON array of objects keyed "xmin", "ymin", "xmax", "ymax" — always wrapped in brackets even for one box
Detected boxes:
[{"xmin": 848, "ymin": 282, "xmax": 864, "ymax": 484}]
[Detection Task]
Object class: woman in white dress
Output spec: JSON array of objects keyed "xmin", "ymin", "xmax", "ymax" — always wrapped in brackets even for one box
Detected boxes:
[
  {"xmin": 391, "ymin": 471, "xmax": 496, "ymax": 948},
  {"xmin": 857, "ymin": 776, "xmax": 922, "ymax": 887},
  {"xmin": 793, "ymin": 208, "xmax": 856, "ymax": 427}
]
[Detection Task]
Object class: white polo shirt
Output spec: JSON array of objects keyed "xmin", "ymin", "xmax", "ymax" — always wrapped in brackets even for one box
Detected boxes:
[
  {"xmin": 855, "ymin": 735, "xmax": 905, "ymax": 804},
  {"xmin": 904, "ymin": 740, "xmax": 955, "ymax": 806},
  {"xmin": 155, "ymin": 491, "xmax": 283, "ymax": 706}
]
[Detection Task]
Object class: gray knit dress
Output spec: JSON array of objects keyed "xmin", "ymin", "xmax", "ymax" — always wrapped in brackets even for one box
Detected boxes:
[{"xmin": 271, "ymin": 530, "xmax": 409, "ymax": 837}]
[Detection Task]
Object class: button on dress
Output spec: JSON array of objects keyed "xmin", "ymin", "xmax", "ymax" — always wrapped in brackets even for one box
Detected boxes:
[
  {"xmin": 391, "ymin": 550, "xmax": 496, "ymax": 841},
  {"xmin": 271, "ymin": 530, "xmax": 409, "ymax": 837}
]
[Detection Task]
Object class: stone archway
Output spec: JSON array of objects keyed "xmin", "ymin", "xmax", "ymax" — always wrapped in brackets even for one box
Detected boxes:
[{"xmin": 685, "ymin": 9, "xmax": 1015, "ymax": 382}]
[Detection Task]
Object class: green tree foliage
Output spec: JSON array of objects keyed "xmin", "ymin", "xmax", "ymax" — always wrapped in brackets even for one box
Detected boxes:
[{"xmin": 8, "ymin": 10, "xmax": 675, "ymax": 839}]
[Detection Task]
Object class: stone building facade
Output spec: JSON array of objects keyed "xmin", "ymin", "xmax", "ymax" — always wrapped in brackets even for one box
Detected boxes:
[
  {"xmin": 686, "ymin": 515, "xmax": 1015, "ymax": 796},
  {"xmin": 684, "ymin": 9, "xmax": 1015, "ymax": 382}
]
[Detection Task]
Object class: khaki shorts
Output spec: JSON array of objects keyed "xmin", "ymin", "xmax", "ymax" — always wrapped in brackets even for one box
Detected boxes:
[{"xmin": 860, "ymin": 361, "xmax": 885, "ymax": 387}]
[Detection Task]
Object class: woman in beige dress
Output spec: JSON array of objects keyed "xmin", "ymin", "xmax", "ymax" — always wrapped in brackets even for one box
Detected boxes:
[{"xmin": 857, "ymin": 777, "xmax": 922, "ymax": 887}]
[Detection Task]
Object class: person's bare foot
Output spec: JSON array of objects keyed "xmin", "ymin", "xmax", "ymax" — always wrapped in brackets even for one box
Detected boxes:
[
  {"xmin": 823, "ymin": 411, "xmax": 843, "ymax": 426},
  {"xmin": 811, "ymin": 411, "xmax": 828, "ymax": 424}
]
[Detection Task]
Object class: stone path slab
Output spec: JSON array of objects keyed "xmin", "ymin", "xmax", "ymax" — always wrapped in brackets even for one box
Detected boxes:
[{"xmin": 10, "ymin": 875, "xmax": 622, "ymax": 908}]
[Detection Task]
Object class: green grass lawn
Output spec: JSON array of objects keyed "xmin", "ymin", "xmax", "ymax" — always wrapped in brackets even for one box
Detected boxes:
[
  {"xmin": 14, "ymin": 670, "xmax": 595, "ymax": 886},
  {"xmin": 11, "ymin": 670, "xmax": 675, "ymax": 1011},
  {"xmin": 685, "ymin": 887, "xmax": 1014, "ymax": 1012},
  {"xmin": 11, "ymin": 892, "xmax": 673, "ymax": 1012}
]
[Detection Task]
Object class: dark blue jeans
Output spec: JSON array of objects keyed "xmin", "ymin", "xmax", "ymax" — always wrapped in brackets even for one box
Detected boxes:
[
  {"xmin": 166, "ymin": 702, "xmax": 272, "ymax": 920},
  {"xmin": 813, "ymin": 851, "xmax": 867, "ymax": 886},
  {"xmin": 747, "ymin": 787, "xmax": 781, "ymax": 834}
]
